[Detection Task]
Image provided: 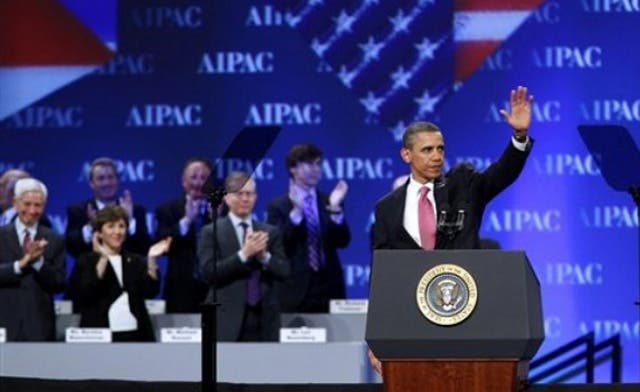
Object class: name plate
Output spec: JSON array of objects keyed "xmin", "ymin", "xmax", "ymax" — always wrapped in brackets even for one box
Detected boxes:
[
  {"xmin": 330, "ymin": 299, "xmax": 368, "ymax": 314},
  {"xmin": 0, "ymin": 327, "xmax": 6, "ymax": 343},
  {"xmin": 160, "ymin": 328, "xmax": 201, "ymax": 343},
  {"xmin": 280, "ymin": 327, "xmax": 327, "ymax": 343},
  {"xmin": 54, "ymin": 300, "xmax": 73, "ymax": 315},
  {"xmin": 145, "ymin": 299, "xmax": 166, "ymax": 314},
  {"xmin": 66, "ymin": 328, "xmax": 112, "ymax": 343}
]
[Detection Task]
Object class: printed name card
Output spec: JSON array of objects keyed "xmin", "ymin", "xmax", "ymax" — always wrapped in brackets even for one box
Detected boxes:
[
  {"xmin": 54, "ymin": 300, "xmax": 73, "ymax": 315},
  {"xmin": 279, "ymin": 327, "xmax": 327, "ymax": 343},
  {"xmin": 160, "ymin": 328, "xmax": 201, "ymax": 343},
  {"xmin": 0, "ymin": 328, "xmax": 6, "ymax": 343},
  {"xmin": 145, "ymin": 299, "xmax": 166, "ymax": 314},
  {"xmin": 66, "ymin": 328, "xmax": 112, "ymax": 343},
  {"xmin": 330, "ymin": 299, "xmax": 368, "ymax": 314}
]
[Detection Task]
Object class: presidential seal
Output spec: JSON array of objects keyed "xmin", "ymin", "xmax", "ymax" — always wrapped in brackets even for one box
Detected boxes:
[{"xmin": 416, "ymin": 264, "xmax": 477, "ymax": 326}]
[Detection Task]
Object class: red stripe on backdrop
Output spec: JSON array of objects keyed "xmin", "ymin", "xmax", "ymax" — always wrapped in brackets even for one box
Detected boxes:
[
  {"xmin": 454, "ymin": 0, "xmax": 544, "ymax": 11},
  {"xmin": 0, "ymin": 0, "xmax": 113, "ymax": 66},
  {"xmin": 455, "ymin": 41, "xmax": 501, "ymax": 81}
]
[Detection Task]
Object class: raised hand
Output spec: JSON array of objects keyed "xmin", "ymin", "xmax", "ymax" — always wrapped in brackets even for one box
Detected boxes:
[
  {"xmin": 329, "ymin": 180, "xmax": 348, "ymax": 208},
  {"xmin": 119, "ymin": 189, "xmax": 134, "ymax": 219},
  {"xmin": 86, "ymin": 203, "xmax": 98, "ymax": 224},
  {"xmin": 288, "ymin": 179, "xmax": 305, "ymax": 210},
  {"xmin": 148, "ymin": 237, "xmax": 172, "ymax": 259},
  {"xmin": 499, "ymin": 85, "xmax": 533, "ymax": 138},
  {"xmin": 184, "ymin": 194, "xmax": 200, "ymax": 222}
]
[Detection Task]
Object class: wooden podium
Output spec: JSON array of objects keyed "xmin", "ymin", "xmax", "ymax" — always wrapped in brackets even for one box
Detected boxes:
[{"xmin": 366, "ymin": 250, "xmax": 544, "ymax": 392}]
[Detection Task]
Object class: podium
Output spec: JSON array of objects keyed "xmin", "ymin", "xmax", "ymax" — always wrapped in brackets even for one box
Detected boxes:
[{"xmin": 366, "ymin": 250, "xmax": 544, "ymax": 392}]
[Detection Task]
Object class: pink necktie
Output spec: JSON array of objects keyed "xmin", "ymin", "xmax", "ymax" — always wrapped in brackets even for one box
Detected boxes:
[{"xmin": 418, "ymin": 186, "xmax": 436, "ymax": 250}]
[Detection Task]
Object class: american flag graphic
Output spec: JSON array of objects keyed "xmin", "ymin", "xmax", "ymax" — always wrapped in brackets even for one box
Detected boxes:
[
  {"xmin": 0, "ymin": 0, "xmax": 113, "ymax": 120},
  {"xmin": 285, "ymin": 0, "xmax": 543, "ymax": 141}
]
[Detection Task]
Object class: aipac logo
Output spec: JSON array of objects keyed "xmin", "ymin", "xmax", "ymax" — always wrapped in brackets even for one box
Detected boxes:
[
  {"xmin": 580, "ymin": 319, "xmax": 640, "ymax": 340},
  {"xmin": 125, "ymin": 104, "xmax": 202, "ymax": 127},
  {"xmin": 77, "ymin": 159, "xmax": 155, "ymax": 183},
  {"xmin": 532, "ymin": 46, "xmax": 603, "ymax": 68},
  {"xmin": 533, "ymin": 154, "xmax": 601, "ymax": 176},
  {"xmin": 197, "ymin": 51, "xmax": 274, "ymax": 74},
  {"xmin": 582, "ymin": 0, "xmax": 640, "ymax": 12},
  {"xmin": 245, "ymin": 102, "xmax": 322, "ymax": 125},
  {"xmin": 321, "ymin": 157, "xmax": 394, "ymax": 180},
  {"xmin": 485, "ymin": 101, "xmax": 560, "ymax": 122},
  {"xmin": 545, "ymin": 262, "xmax": 604, "ymax": 285},
  {"xmin": 95, "ymin": 53, "xmax": 155, "ymax": 76},
  {"xmin": 580, "ymin": 205, "xmax": 638, "ymax": 228},
  {"xmin": 485, "ymin": 209, "xmax": 562, "ymax": 232},
  {"xmin": 130, "ymin": 6, "xmax": 203, "ymax": 29},
  {"xmin": 245, "ymin": 5, "xmax": 288, "ymax": 27},
  {"xmin": 213, "ymin": 159, "xmax": 274, "ymax": 181},
  {"xmin": 580, "ymin": 99, "xmax": 640, "ymax": 121},
  {"xmin": 533, "ymin": 1, "xmax": 561, "ymax": 23},
  {"xmin": 3, "ymin": 106, "xmax": 83, "ymax": 128}
]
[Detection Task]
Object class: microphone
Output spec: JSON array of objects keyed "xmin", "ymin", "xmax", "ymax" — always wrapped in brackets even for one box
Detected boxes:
[
  {"xmin": 437, "ymin": 203, "xmax": 449, "ymax": 231},
  {"xmin": 437, "ymin": 202, "xmax": 466, "ymax": 239}
]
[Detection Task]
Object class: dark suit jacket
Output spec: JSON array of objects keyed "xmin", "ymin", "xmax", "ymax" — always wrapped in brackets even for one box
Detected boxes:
[
  {"xmin": 0, "ymin": 223, "xmax": 65, "ymax": 341},
  {"xmin": 65, "ymin": 198, "xmax": 151, "ymax": 258},
  {"xmin": 69, "ymin": 251, "xmax": 159, "ymax": 341},
  {"xmin": 198, "ymin": 217, "xmax": 289, "ymax": 341},
  {"xmin": 155, "ymin": 196, "xmax": 210, "ymax": 313},
  {"xmin": 266, "ymin": 191, "xmax": 350, "ymax": 312},
  {"xmin": 373, "ymin": 140, "xmax": 533, "ymax": 250}
]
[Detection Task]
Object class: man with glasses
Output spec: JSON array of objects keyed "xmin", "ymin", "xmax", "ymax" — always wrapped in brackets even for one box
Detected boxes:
[{"xmin": 198, "ymin": 171, "xmax": 288, "ymax": 341}]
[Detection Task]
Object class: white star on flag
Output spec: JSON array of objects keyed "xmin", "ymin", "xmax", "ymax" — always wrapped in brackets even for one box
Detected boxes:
[
  {"xmin": 334, "ymin": 10, "xmax": 356, "ymax": 34},
  {"xmin": 360, "ymin": 91, "xmax": 384, "ymax": 114},
  {"xmin": 415, "ymin": 37, "xmax": 441, "ymax": 60},
  {"xmin": 389, "ymin": 120, "xmax": 407, "ymax": 142},
  {"xmin": 338, "ymin": 65, "xmax": 357, "ymax": 88},
  {"xmin": 414, "ymin": 89, "xmax": 441, "ymax": 116},
  {"xmin": 359, "ymin": 36, "xmax": 384, "ymax": 62},
  {"xmin": 311, "ymin": 38, "xmax": 330, "ymax": 57},
  {"xmin": 390, "ymin": 66, "xmax": 411, "ymax": 90},
  {"xmin": 389, "ymin": 9, "xmax": 411, "ymax": 33}
]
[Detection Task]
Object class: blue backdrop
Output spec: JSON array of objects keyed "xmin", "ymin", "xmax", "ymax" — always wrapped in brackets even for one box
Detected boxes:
[{"xmin": 1, "ymin": 0, "xmax": 638, "ymax": 382}]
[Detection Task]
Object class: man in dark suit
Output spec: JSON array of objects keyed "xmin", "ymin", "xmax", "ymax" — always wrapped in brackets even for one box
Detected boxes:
[
  {"xmin": 267, "ymin": 144, "xmax": 350, "ymax": 313},
  {"xmin": 198, "ymin": 171, "xmax": 288, "ymax": 341},
  {"xmin": 369, "ymin": 85, "xmax": 534, "ymax": 373},
  {"xmin": 374, "ymin": 86, "xmax": 534, "ymax": 251},
  {"xmin": 155, "ymin": 157, "xmax": 211, "ymax": 313},
  {"xmin": 0, "ymin": 178, "xmax": 65, "ymax": 341},
  {"xmin": 65, "ymin": 157, "xmax": 150, "ymax": 259}
]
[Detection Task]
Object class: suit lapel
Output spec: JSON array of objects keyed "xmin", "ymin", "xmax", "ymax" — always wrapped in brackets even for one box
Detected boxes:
[{"xmin": 6, "ymin": 224, "xmax": 22, "ymax": 259}]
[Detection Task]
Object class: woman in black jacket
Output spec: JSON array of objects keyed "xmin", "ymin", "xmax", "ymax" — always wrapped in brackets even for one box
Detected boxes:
[{"xmin": 70, "ymin": 205, "xmax": 171, "ymax": 342}]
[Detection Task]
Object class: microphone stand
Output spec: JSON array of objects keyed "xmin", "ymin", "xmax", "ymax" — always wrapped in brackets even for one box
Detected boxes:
[
  {"xmin": 437, "ymin": 207, "xmax": 466, "ymax": 241},
  {"xmin": 201, "ymin": 186, "xmax": 226, "ymax": 392},
  {"xmin": 629, "ymin": 185, "xmax": 640, "ymax": 372}
]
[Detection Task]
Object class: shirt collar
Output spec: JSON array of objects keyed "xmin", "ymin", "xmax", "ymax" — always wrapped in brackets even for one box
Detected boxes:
[
  {"xmin": 227, "ymin": 211, "xmax": 251, "ymax": 228},
  {"xmin": 408, "ymin": 174, "xmax": 434, "ymax": 196},
  {"xmin": 15, "ymin": 217, "xmax": 37, "ymax": 236}
]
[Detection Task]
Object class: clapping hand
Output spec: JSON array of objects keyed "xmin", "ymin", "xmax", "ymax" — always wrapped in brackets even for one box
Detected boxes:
[
  {"xmin": 288, "ymin": 179, "xmax": 306, "ymax": 210},
  {"xmin": 148, "ymin": 237, "xmax": 172, "ymax": 259},
  {"xmin": 119, "ymin": 190, "xmax": 134, "ymax": 219},
  {"xmin": 329, "ymin": 180, "xmax": 348, "ymax": 208}
]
